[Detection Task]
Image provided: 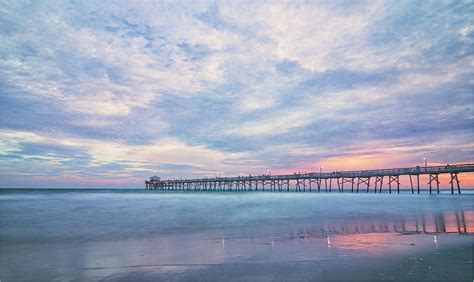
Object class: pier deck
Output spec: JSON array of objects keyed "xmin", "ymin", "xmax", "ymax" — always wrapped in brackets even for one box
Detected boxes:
[{"xmin": 145, "ymin": 163, "xmax": 474, "ymax": 194}]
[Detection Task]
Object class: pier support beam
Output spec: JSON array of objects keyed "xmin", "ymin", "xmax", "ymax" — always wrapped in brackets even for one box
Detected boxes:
[
  {"xmin": 340, "ymin": 178, "xmax": 353, "ymax": 193},
  {"xmin": 296, "ymin": 179, "xmax": 306, "ymax": 192},
  {"xmin": 309, "ymin": 178, "xmax": 322, "ymax": 192},
  {"xmin": 356, "ymin": 177, "xmax": 370, "ymax": 193},
  {"xmin": 374, "ymin": 176, "xmax": 383, "ymax": 193},
  {"xmin": 428, "ymin": 174, "xmax": 440, "ymax": 194},
  {"xmin": 417, "ymin": 174, "xmax": 420, "ymax": 194},
  {"xmin": 450, "ymin": 173, "xmax": 461, "ymax": 194},
  {"xmin": 388, "ymin": 176, "xmax": 400, "ymax": 194}
]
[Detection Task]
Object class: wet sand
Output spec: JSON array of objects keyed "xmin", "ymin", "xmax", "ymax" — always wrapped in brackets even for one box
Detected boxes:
[
  {"xmin": 1, "ymin": 232, "xmax": 472, "ymax": 281},
  {"xmin": 108, "ymin": 243, "xmax": 473, "ymax": 281}
]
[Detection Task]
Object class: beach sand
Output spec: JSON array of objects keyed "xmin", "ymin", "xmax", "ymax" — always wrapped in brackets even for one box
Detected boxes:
[{"xmin": 1, "ymin": 190, "xmax": 473, "ymax": 281}]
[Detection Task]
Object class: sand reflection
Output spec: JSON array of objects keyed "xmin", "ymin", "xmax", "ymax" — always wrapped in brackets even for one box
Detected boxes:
[
  {"xmin": 329, "ymin": 211, "xmax": 472, "ymax": 236},
  {"xmin": 280, "ymin": 210, "xmax": 473, "ymax": 254}
]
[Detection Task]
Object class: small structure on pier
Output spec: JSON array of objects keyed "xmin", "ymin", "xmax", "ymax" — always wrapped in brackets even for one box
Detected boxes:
[{"xmin": 149, "ymin": 176, "xmax": 161, "ymax": 181}]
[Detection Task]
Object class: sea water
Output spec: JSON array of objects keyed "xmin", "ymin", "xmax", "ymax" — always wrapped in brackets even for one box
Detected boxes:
[{"xmin": 1, "ymin": 189, "xmax": 473, "ymax": 280}]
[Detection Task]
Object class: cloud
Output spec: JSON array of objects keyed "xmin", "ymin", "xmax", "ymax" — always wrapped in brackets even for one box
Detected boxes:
[
  {"xmin": 0, "ymin": 1, "xmax": 232, "ymax": 117},
  {"xmin": 0, "ymin": 129, "xmax": 249, "ymax": 187}
]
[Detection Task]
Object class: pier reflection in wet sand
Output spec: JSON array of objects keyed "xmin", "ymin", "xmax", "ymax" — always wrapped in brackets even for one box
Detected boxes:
[{"xmin": 167, "ymin": 210, "xmax": 474, "ymax": 260}]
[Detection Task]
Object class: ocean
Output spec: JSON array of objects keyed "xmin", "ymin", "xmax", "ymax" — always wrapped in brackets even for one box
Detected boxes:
[{"xmin": 1, "ymin": 189, "xmax": 473, "ymax": 281}]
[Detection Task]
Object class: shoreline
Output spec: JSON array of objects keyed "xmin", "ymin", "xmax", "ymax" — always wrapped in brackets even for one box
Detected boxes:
[{"xmin": 1, "ymin": 190, "xmax": 472, "ymax": 281}]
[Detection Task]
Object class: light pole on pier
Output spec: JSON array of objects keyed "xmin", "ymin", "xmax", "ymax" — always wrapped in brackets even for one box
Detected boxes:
[
  {"xmin": 320, "ymin": 166, "xmax": 324, "ymax": 174},
  {"xmin": 423, "ymin": 158, "xmax": 427, "ymax": 168}
]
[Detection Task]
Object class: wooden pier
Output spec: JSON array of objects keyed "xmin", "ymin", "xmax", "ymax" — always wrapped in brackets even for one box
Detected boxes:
[{"xmin": 145, "ymin": 163, "xmax": 474, "ymax": 194}]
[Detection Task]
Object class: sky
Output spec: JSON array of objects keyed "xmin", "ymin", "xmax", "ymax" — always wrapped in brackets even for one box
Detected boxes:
[{"xmin": 0, "ymin": 0, "xmax": 473, "ymax": 188}]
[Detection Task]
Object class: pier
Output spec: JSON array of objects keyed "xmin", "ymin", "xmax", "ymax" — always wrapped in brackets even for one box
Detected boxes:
[{"xmin": 145, "ymin": 163, "xmax": 474, "ymax": 194}]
